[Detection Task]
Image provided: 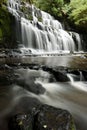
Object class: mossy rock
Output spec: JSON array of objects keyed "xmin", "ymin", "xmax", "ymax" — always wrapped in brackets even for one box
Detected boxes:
[
  {"xmin": 8, "ymin": 104, "xmax": 76, "ymax": 130},
  {"xmin": 20, "ymin": 4, "xmax": 42, "ymax": 22},
  {"xmin": 0, "ymin": 0, "xmax": 7, "ymax": 6},
  {"xmin": 20, "ymin": 5, "xmax": 33, "ymax": 21},
  {"xmin": 0, "ymin": 6, "xmax": 16, "ymax": 48},
  {"xmin": 34, "ymin": 104, "xmax": 76, "ymax": 130}
]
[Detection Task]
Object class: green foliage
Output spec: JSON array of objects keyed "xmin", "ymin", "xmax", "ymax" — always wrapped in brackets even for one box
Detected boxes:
[
  {"xmin": 33, "ymin": 0, "xmax": 64, "ymax": 18},
  {"xmin": 33, "ymin": 0, "xmax": 87, "ymax": 31},
  {"xmin": 20, "ymin": 5, "xmax": 33, "ymax": 20},
  {"xmin": 69, "ymin": 118, "xmax": 76, "ymax": 130},
  {"xmin": 67, "ymin": 0, "xmax": 87, "ymax": 27},
  {"xmin": 0, "ymin": 8, "xmax": 10, "ymax": 37},
  {"xmin": 0, "ymin": 29, "xmax": 2, "ymax": 39},
  {"xmin": 21, "ymin": 0, "xmax": 33, "ymax": 4},
  {"xmin": 0, "ymin": 0, "xmax": 7, "ymax": 6}
]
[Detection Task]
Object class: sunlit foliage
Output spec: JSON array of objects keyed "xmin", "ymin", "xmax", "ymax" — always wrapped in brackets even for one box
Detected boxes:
[
  {"xmin": 33, "ymin": 0, "xmax": 87, "ymax": 29},
  {"xmin": 33, "ymin": 0, "xmax": 64, "ymax": 18},
  {"xmin": 68, "ymin": 0, "xmax": 87, "ymax": 27}
]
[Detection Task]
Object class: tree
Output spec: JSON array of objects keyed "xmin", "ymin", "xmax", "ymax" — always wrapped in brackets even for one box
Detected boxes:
[
  {"xmin": 68, "ymin": 0, "xmax": 87, "ymax": 27},
  {"xmin": 33, "ymin": 0, "xmax": 64, "ymax": 18}
]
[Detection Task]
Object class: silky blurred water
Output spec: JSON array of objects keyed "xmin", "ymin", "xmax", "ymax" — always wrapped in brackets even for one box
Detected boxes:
[{"xmin": 0, "ymin": 67, "xmax": 87, "ymax": 130}]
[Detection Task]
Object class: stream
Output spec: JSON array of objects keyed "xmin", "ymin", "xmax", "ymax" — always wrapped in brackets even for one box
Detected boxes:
[{"xmin": 0, "ymin": 55, "xmax": 87, "ymax": 130}]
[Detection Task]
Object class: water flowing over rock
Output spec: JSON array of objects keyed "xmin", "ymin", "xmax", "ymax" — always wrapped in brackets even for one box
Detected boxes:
[{"xmin": 7, "ymin": 0, "xmax": 82, "ymax": 54}]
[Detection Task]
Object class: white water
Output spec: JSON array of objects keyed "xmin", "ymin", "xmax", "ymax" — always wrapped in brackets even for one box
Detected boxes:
[
  {"xmin": 67, "ymin": 73, "xmax": 87, "ymax": 92},
  {"xmin": 8, "ymin": 0, "xmax": 82, "ymax": 54},
  {"xmin": 0, "ymin": 68, "xmax": 87, "ymax": 130}
]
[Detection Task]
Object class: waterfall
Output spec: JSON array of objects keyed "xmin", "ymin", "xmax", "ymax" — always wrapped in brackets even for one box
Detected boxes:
[
  {"xmin": 8, "ymin": 0, "xmax": 82, "ymax": 54},
  {"xmin": 67, "ymin": 74, "xmax": 74, "ymax": 83},
  {"xmin": 79, "ymin": 71, "xmax": 85, "ymax": 81},
  {"xmin": 69, "ymin": 32, "xmax": 82, "ymax": 51},
  {"xmin": 67, "ymin": 73, "xmax": 87, "ymax": 92},
  {"xmin": 8, "ymin": 0, "xmax": 20, "ymax": 17},
  {"xmin": 67, "ymin": 71, "xmax": 85, "ymax": 82}
]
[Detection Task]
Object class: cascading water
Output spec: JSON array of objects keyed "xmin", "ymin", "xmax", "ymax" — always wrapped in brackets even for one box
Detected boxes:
[
  {"xmin": 67, "ymin": 72, "xmax": 87, "ymax": 92},
  {"xmin": 8, "ymin": 0, "xmax": 82, "ymax": 54}
]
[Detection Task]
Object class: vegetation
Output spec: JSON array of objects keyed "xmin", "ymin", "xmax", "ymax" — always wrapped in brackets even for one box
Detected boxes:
[
  {"xmin": 33, "ymin": 0, "xmax": 64, "ymax": 18},
  {"xmin": 68, "ymin": 0, "xmax": 87, "ymax": 28},
  {"xmin": 0, "ymin": 0, "xmax": 7, "ymax": 6},
  {"xmin": 0, "ymin": 1, "xmax": 15, "ymax": 48},
  {"xmin": 33, "ymin": 0, "xmax": 87, "ymax": 31},
  {"xmin": 21, "ymin": 0, "xmax": 33, "ymax": 4}
]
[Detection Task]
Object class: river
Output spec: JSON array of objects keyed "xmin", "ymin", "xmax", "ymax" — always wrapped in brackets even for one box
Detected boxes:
[{"xmin": 0, "ymin": 55, "xmax": 87, "ymax": 130}]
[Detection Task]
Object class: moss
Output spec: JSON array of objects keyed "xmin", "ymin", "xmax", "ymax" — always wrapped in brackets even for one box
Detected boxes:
[
  {"xmin": 37, "ymin": 17, "xmax": 42, "ymax": 22},
  {"xmin": 69, "ymin": 117, "xmax": 76, "ymax": 130},
  {"xmin": 20, "ymin": 5, "xmax": 33, "ymax": 20},
  {"xmin": 27, "ymin": 14, "xmax": 33, "ymax": 21},
  {"xmin": 0, "ymin": 0, "xmax": 7, "ymax": 6},
  {"xmin": 0, "ymin": 7, "xmax": 11, "ymax": 35},
  {"xmin": 0, "ymin": 6, "xmax": 15, "ymax": 48},
  {"xmin": 0, "ymin": 28, "xmax": 2, "ymax": 38}
]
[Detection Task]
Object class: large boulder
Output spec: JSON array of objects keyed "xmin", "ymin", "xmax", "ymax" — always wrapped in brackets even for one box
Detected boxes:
[
  {"xmin": 34, "ymin": 104, "xmax": 76, "ymax": 130},
  {"xmin": 8, "ymin": 104, "xmax": 76, "ymax": 130},
  {"xmin": 41, "ymin": 66, "xmax": 69, "ymax": 82}
]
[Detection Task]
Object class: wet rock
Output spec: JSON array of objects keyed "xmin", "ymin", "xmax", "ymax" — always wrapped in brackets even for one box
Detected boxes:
[
  {"xmin": 16, "ymin": 80, "xmax": 46, "ymax": 95},
  {"xmin": 68, "ymin": 70, "xmax": 80, "ymax": 75},
  {"xmin": 81, "ymin": 34, "xmax": 87, "ymax": 51},
  {"xmin": 5, "ymin": 49, "xmax": 22, "ymax": 57},
  {"xmin": 11, "ymin": 97, "xmax": 41, "ymax": 114},
  {"xmin": 34, "ymin": 7, "xmax": 42, "ymax": 22},
  {"xmin": 8, "ymin": 98, "xmax": 41, "ymax": 130},
  {"xmin": 67, "ymin": 69, "xmax": 86, "ymax": 81},
  {"xmin": 52, "ymin": 70, "xmax": 70, "ymax": 82},
  {"xmin": 15, "ymin": 68, "xmax": 46, "ymax": 94},
  {"xmin": 20, "ymin": 3, "xmax": 33, "ymax": 20},
  {"xmin": 41, "ymin": 65, "xmax": 53, "ymax": 72},
  {"xmin": 8, "ymin": 104, "xmax": 76, "ymax": 130},
  {"xmin": 41, "ymin": 66, "xmax": 69, "ymax": 82},
  {"xmin": 0, "ymin": 64, "xmax": 12, "ymax": 70},
  {"xmin": 37, "ymin": 22, "xmax": 44, "ymax": 30},
  {"xmin": 0, "ymin": 69, "xmax": 15, "ymax": 85},
  {"xmin": 8, "ymin": 114, "xmax": 33, "ymax": 130},
  {"xmin": 82, "ymin": 70, "xmax": 87, "ymax": 80},
  {"xmin": 15, "ymin": 68, "xmax": 55, "ymax": 94},
  {"xmin": 67, "ymin": 70, "xmax": 80, "ymax": 81},
  {"xmin": 34, "ymin": 104, "xmax": 76, "ymax": 130}
]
